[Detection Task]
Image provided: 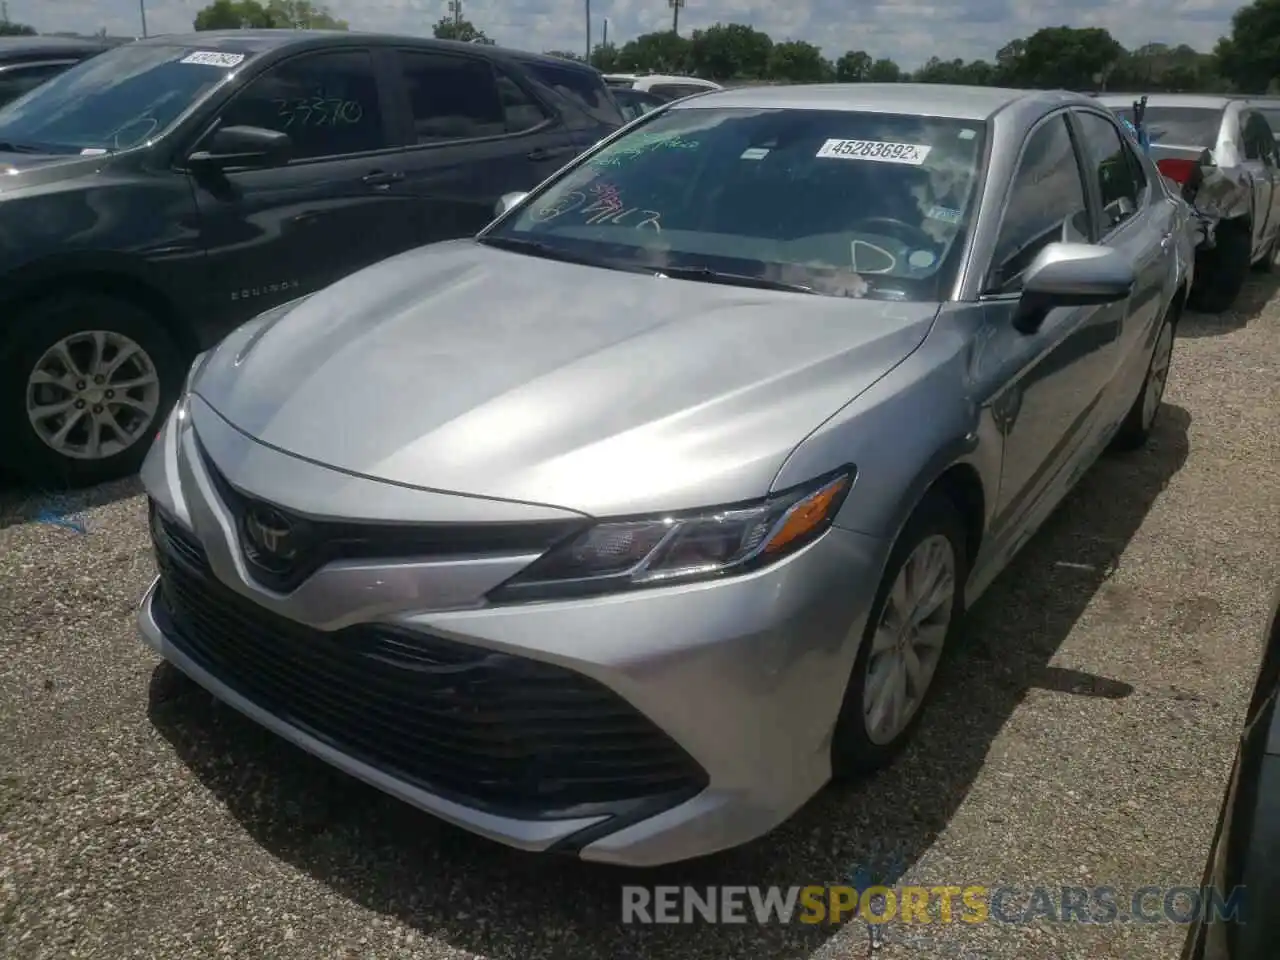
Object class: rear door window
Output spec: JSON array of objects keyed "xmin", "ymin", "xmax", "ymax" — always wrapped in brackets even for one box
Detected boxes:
[
  {"xmin": 522, "ymin": 59, "xmax": 622, "ymax": 127},
  {"xmin": 396, "ymin": 50, "xmax": 508, "ymax": 142},
  {"xmin": 1241, "ymin": 110, "xmax": 1278, "ymax": 164},
  {"xmin": 1074, "ymin": 111, "xmax": 1145, "ymax": 230}
]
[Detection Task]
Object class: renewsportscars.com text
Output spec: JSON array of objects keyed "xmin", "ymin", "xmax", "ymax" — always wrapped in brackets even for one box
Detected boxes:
[{"xmin": 621, "ymin": 884, "xmax": 1246, "ymax": 925}]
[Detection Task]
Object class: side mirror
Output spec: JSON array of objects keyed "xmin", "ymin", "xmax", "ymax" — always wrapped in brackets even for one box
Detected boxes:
[
  {"xmin": 1013, "ymin": 242, "xmax": 1135, "ymax": 334},
  {"xmin": 494, "ymin": 191, "xmax": 528, "ymax": 218},
  {"xmin": 188, "ymin": 125, "xmax": 291, "ymax": 171}
]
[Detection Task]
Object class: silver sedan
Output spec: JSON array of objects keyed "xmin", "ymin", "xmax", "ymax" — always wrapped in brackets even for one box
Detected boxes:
[{"xmin": 138, "ymin": 83, "xmax": 1194, "ymax": 867}]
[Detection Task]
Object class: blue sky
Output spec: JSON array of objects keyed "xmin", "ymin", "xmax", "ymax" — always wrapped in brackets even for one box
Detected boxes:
[{"xmin": 9, "ymin": 0, "xmax": 1239, "ymax": 69}]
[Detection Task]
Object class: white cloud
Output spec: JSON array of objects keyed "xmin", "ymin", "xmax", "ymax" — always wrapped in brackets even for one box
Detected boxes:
[{"xmin": 6, "ymin": 0, "xmax": 1242, "ymax": 69}]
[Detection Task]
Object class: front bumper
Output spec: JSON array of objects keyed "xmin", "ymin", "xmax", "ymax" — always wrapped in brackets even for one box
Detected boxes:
[{"xmin": 137, "ymin": 397, "xmax": 887, "ymax": 866}]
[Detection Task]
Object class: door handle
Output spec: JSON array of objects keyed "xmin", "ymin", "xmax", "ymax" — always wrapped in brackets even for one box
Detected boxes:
[
  {"xmin": 362, "ymin": 170, "xmax": 404, "ymax": 189},
  {"xmin": 527, "ymin": 146, "xmax": 574, "ymax": 162}
]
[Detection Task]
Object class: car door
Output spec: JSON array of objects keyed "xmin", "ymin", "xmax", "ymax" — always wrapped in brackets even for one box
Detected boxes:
[
  {"xmin": 188, "ymin": 47, "xmax": 415, "ymax": 332},
  {"xmin": 1237, "ymin": 109, "xmax": 1278, "ymax": 256},
  {"xmin": 385, "ymin": 48, "xmax": 580, "ymax": 244},
  {"xmin": 1070, "ymin": 107, "xmax": 1177, "ymax": 425},
  {"xmin": 981, "ymin": 112, "xmax": 1124, "ymax": 537},
  {"xmin": 1247, "ymin": 108, "xmax": 1280, "ymax": 249}
]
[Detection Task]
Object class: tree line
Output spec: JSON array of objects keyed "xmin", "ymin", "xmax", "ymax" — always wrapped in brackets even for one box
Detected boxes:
[
  {"xmin": 8, "ymin": 0, "xmax": 1280, "ymax": 95},
  {"xmin": 439, "ymin": 0, "xmax": 1280, "ymax": 95}
]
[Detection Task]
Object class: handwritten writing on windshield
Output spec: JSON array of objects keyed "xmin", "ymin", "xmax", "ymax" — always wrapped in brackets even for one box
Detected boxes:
[
  {"xmin": 272, "ymin": 97, "xmax": 364, "ymax": 128},
  {"xmin": 532, "ymin": 182, "xmax": 661, "ymax": 231},
  {"xmin": 589, "ymin": 132, "xmax": 700, "ymax": 168}
]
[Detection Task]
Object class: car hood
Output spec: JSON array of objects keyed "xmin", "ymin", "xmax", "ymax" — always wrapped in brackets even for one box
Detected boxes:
[
  {"xmin": 0, "ymin": 149, "xmax": 106, "ymax": 188},
  {"xmin": 193, "ymin": 240, "xmax": 939, "ymax": 517}
]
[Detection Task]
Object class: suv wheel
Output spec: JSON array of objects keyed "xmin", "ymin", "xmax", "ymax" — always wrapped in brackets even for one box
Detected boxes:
[{"xmin": 1, "ymin": 291, "xmax": 183, "ymax": 488}]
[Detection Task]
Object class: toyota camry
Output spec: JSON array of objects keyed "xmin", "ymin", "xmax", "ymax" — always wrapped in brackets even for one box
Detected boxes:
[{"xmin": 138, "ymin": 83, "xmax": 1193, "ymax": 866}]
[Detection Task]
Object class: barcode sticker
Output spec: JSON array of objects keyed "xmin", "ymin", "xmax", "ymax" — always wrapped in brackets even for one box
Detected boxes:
[
  {"xmin": 816, "ymin": 138, "xmax": 932, "ymax": 165},
  {"xmin": 180, "ymin": 51, "xmax": 245, "ymax": 68}
]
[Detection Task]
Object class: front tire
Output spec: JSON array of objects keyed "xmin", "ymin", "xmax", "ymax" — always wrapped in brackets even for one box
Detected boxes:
[
  {"xmin": 0, "ymin": 291, "xmax": 184, "ymax": 488},
  {"xmin": 831, "ymin": 490, "xmax": 968, "ymax": 778}
]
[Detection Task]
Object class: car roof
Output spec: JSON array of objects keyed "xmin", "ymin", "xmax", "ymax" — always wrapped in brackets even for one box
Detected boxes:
[
  {"xmin": 671, "ymin": 83, "xmax": 1093, "ymax": 121},
  {"xmin": 135, "ymin": 29, "xmax": 601, "ymax": 71},
  {"xmin": 0, "ymin": 35, "xmax": 122, "ymax": 60},
  {"xmin": 1096, "ymin": 93, "xmax": 1237, "ymax": 110}
]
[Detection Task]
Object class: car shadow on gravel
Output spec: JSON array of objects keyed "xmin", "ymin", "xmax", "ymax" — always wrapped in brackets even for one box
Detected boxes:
[
  {"xmin": 1181, "ymin": 272, "xmax": 1280, "ymax": 338},
  {"xmin": 146, "ymin": 404, "xmax": 1192, "ymax": 960},
  {"xmin": 0, "ymin": 474, "xmax": 142, "ymax": 533}
]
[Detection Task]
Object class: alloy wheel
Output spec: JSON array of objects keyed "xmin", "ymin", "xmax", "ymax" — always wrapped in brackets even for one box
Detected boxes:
[
  {"xmin": 25, "ymin": 330, "xmax": 161, "ymax": 461},
  {"xmin": 862, "ymin": 533, "xmax": 957, "ymax": 746}
]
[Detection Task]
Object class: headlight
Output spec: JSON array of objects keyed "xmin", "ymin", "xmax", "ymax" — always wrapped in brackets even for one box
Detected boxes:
[{"xmin": 488, "ymin": 468, "xmax": 854, "ymax": 602}]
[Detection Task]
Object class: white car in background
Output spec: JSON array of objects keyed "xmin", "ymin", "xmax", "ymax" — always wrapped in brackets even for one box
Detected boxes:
[{"xmin": 603, "ymin": 73, "xmax": 721, "ymax": 101}]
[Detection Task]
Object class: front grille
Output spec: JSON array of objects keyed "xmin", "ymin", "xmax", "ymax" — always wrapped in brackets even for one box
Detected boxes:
[
  {"xmin": 195, "ymin": 439, "xmax": 585, "ymax": 594},
  {"xmin": 149, "ymin": 508, "xmax": 708, "ymax": 819}
]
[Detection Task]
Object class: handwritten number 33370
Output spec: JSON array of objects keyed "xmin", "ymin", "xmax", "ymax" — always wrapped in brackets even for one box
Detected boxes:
[{"xmin": 272, "ymin": 97, "xmax": 364, "ymax": 129}]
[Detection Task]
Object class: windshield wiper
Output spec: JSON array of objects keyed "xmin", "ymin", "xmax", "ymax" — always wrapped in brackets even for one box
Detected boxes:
[
  {"xmin": 653, "ymin": 264, "xmax": 815, "ymax": 294},
  {"xmin": 475, "ymin": 235, "xmax": 613, "ymax": 268}
]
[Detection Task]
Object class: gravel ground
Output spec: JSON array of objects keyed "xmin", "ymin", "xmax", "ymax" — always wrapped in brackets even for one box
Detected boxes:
[{"xmin": 2, "ymin": 278, "xmax": 1278, "ymax": 960}]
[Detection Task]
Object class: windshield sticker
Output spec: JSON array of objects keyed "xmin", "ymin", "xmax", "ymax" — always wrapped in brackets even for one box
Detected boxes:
[
  {"xmin": 816, "ymin": 139, "xmax": 932, "ymax": 165},
  {"xmin": 531, "ymin": 182, "xmax": 661, "ymax": 230},
  {"xmin": 908, "ymin": 249, "xmax": 937, "ymax": 269},
  {"xmin": 926, "ymin": 205, "xmax": 962, "ymax": 224},
  {"xmin": 740, "ymin": 147, "xmax": 770, "ymax": 160},
  {"xmin": 958, "ymin": 129, "xmax": 977, "ymax": 140},
  {"xmin": 80, "ymin": 148, "xmax": 108, "ymax": 156},
  {"xmin": 180, "ymin": 51, "xmax": 246, "ymax": 68},
  {"xmin": 590, "ymin": 131, "xmax": 700, "ymax": 167}
]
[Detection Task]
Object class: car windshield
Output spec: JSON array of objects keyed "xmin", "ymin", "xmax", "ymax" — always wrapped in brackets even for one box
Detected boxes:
[
  {"xmin": 0, "ymin": 43, "xmax": 250, "ymax": 154},
  {"xmin": 486, "ymin": 106, "xmax": 987, "ymax": 301},
  {"xmin": 1111, "ymin": 106, "xmax": 1223, "ymax": 149}
]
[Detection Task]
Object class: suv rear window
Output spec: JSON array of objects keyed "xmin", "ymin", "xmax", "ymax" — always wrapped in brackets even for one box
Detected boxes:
[
  {"xmin": 524, "ymin": 59, "xmax": 622, "ymax": 127},
  {"xmin": 1110, "ymin": 106, "xmax": 1223, "ymax": 149}
]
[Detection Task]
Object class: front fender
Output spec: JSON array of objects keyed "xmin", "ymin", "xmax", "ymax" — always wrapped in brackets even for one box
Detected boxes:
[{"xmin": 772, "ymin": 302, "xmax": 1001, "ymax": 548}]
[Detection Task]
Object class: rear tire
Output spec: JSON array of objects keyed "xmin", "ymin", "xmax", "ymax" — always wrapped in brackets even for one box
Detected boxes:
[
  {"xmin": 0, "ymin": 291, "xmax": 184, "ymax": 488},
  {"xmin": 1252, "ymin": 232, "xmax": 1277, "ymax": 273},
  {"xmin": 1189, "ymin": 221, "xmax": 1251, "ymax": 313},
  {"xmin": 830, "ymin": 490, "xmax": 968, "ymax": 779},
  {"xmin": 1112, "ymin": 306, "xmax": 1176, "ymax": 451}
]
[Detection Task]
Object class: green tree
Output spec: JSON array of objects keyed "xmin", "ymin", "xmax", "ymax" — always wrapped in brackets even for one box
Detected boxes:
[
  {"xmin": 589, "ymin": 42, "xmax": 621, "ymax": 72},
  {"xmin": 996, "ymin": 26, "xmax": 1124, "ymax": 90},
  {"xmin": 1110, "ymin": 42, "xmax": 1222, "ymax": 92},
  {"xmin": 193, "ymin": 0, "xmax": 346, "ymax": 29},
  {"xmin": 1215, "ymin": 0, "xmax": 1280, "ymax": 93},
  {"xmin": 432, "ymin": 16, "xmax": 489, "ymax": 43},
  {"xmin": 866, "ymin": 58, "xmax": 902, "ymax": 82},
  {"xmin": 835, "ymin": 49, "xmax": 872, "ymax": 82},
  {"xmin": 264, "ymin": 0, "xmax": 347, "ymax": 28},
  {"xmin": 0, "ymin": 21, "xmax": 37, "ymax": 36},
  {"xmin": 617, "ymin": 31, "xmax": 692, "ymax": 73},
  {"xmin": 766, "ymin": 40, "xmax": 832, "ymax": 82},
  {"xmin": 194, "ymin": 0, "xmax": 273, "ymax": 29},
  {"xmin": 688, "ymin": 23, "xmax": 772, "ymax": 80}
]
